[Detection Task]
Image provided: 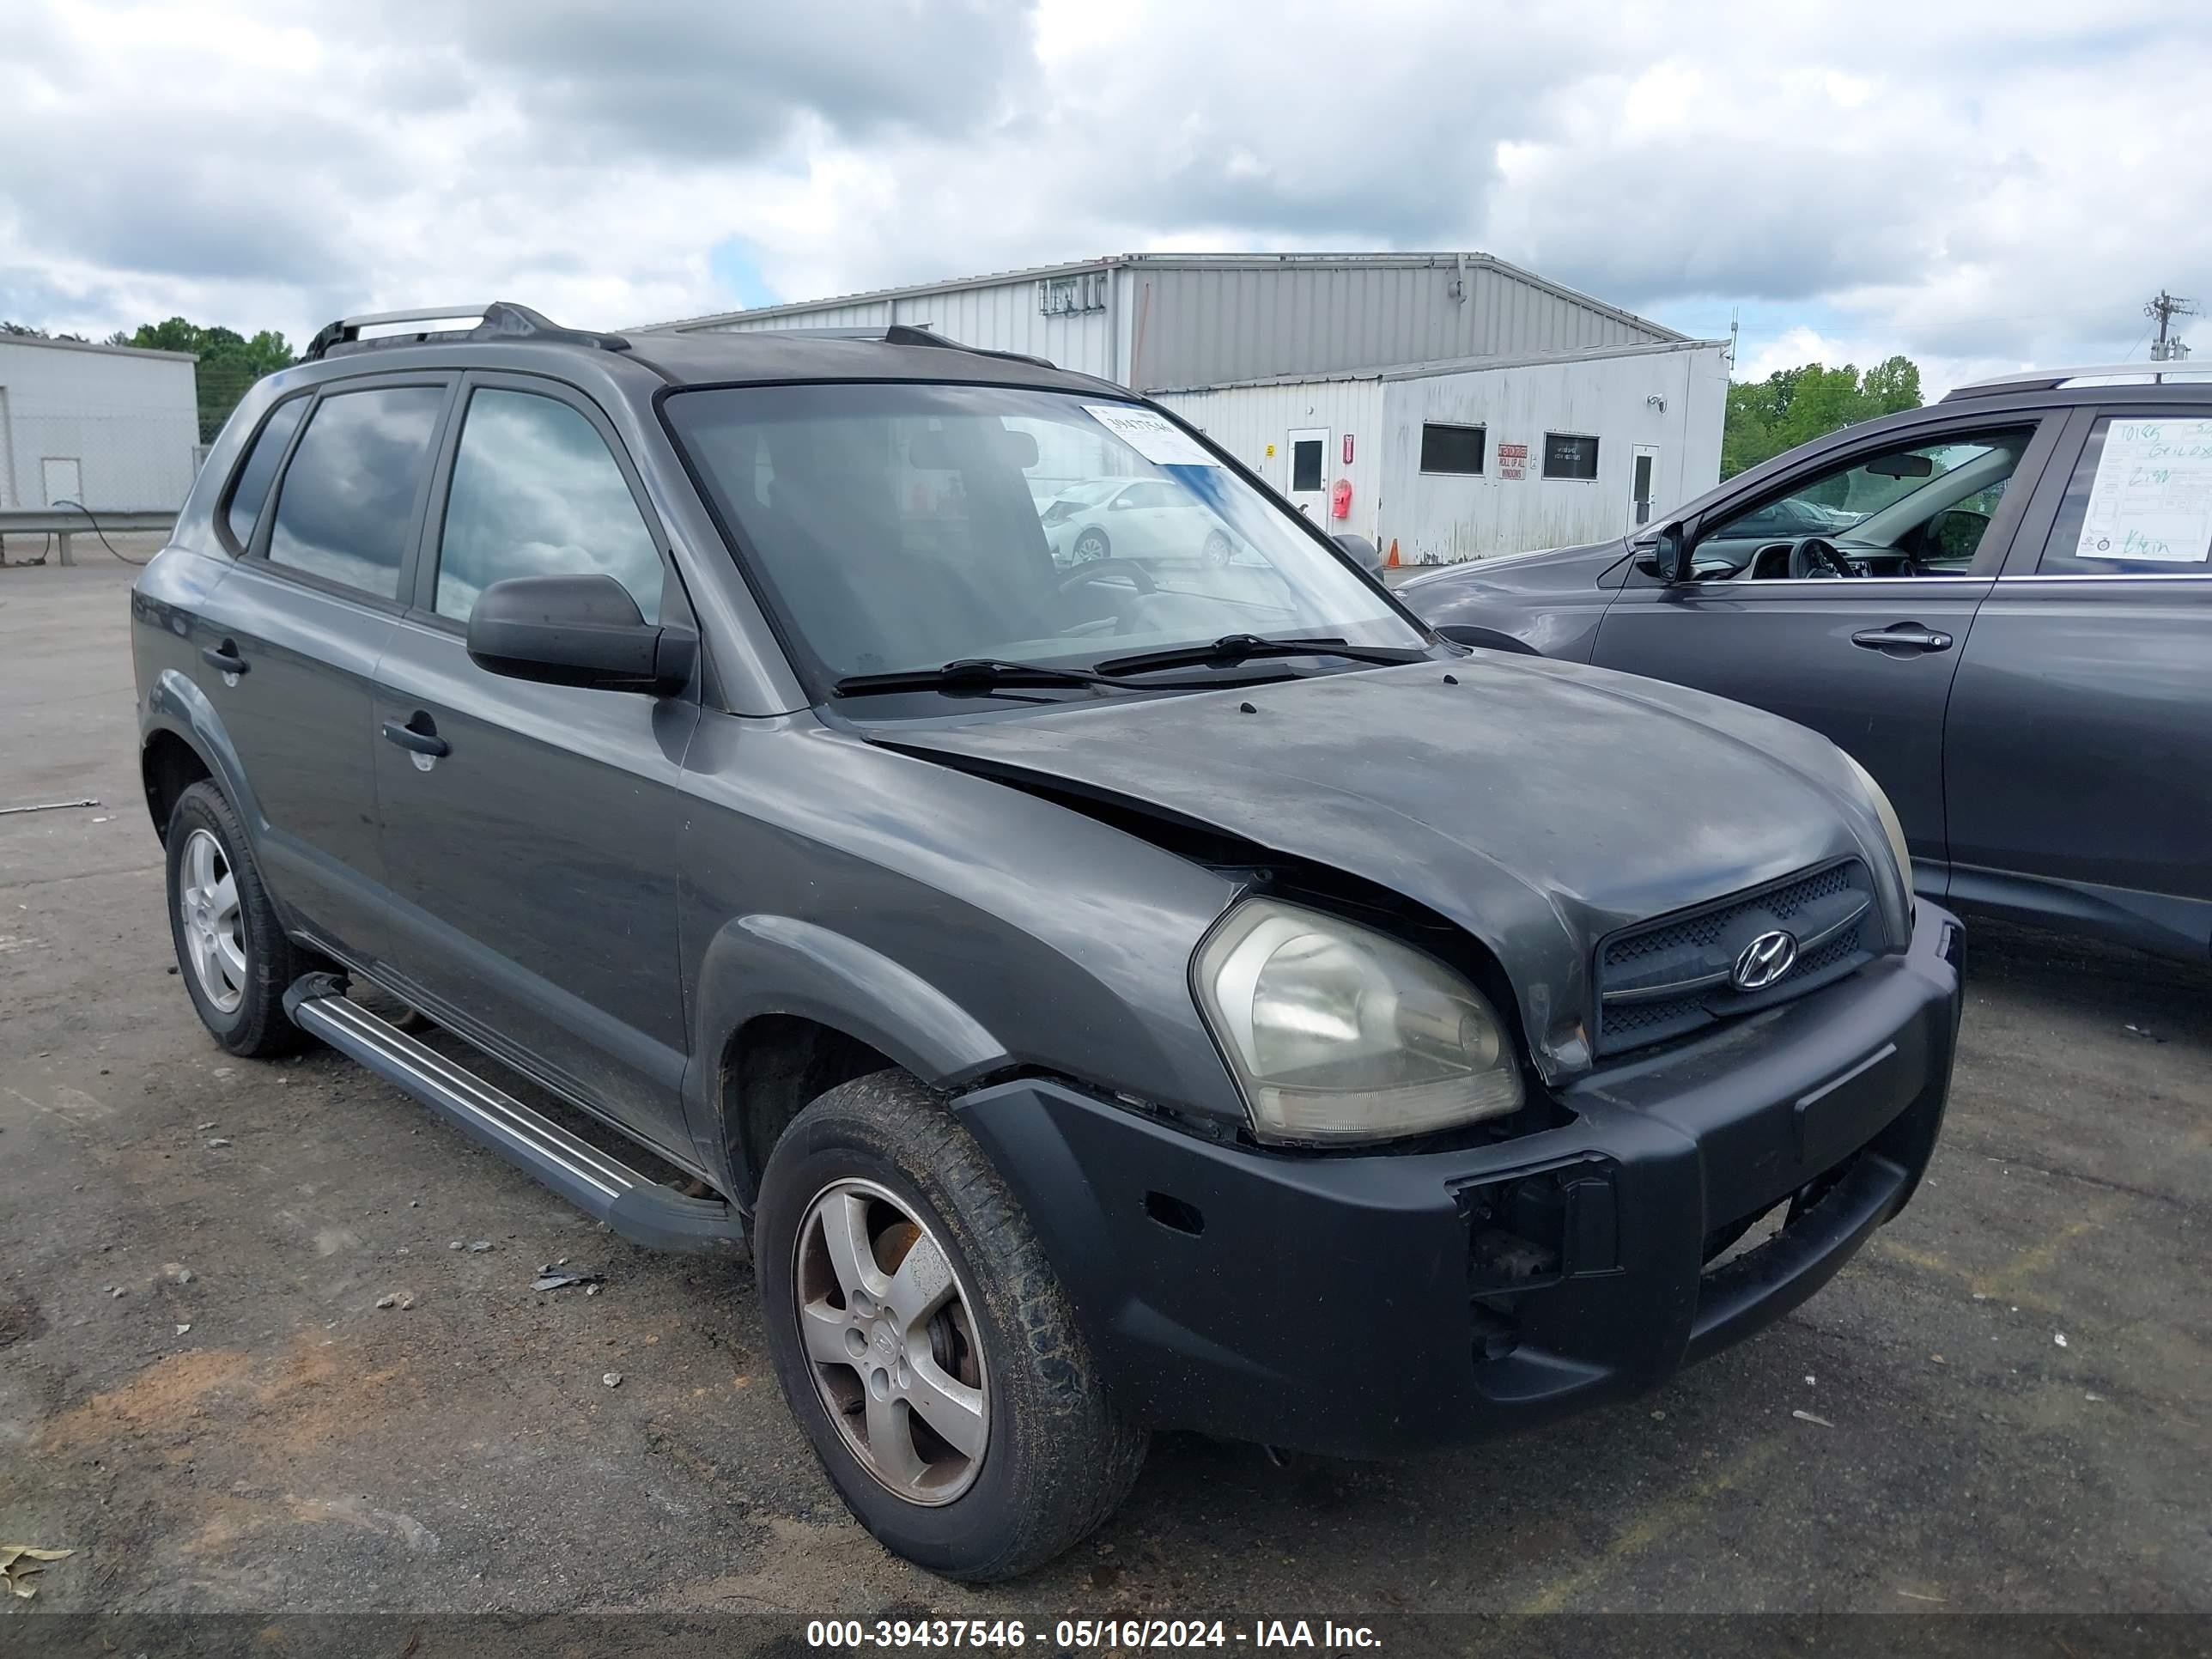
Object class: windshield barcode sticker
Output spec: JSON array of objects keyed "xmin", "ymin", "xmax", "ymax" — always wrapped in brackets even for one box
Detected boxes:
[{"xmin": 1084, "ymin": 404, "xmax": 1220, "ymax": 466}]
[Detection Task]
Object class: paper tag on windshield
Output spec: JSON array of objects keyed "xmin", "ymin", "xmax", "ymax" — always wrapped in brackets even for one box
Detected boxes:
[
  {"xmin": 1084, "ymin": 404, "xmax": 1220, "ymax": 466},
  {"xmin": 2073, "ymin": 418, "xmax": 2212, "ymax": 563}
]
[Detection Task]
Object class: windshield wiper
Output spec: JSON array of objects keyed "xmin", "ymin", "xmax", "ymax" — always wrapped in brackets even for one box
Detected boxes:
[
  {"xmin": 1091, "ymin": 634, "xmax": 1431, "ymax": 678},
  {"xmin": 830, "ymin": 658, "xmax": 1121, "ymax": 699}
]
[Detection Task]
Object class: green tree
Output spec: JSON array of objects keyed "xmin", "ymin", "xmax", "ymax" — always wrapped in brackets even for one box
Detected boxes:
[
  {"xmin": 1722, "ymin": 355, "xmax": 1923, "ymax": 477},
  {"xmin": 119, "ymin": 317, "xmax": 297, "ymax": 443}
]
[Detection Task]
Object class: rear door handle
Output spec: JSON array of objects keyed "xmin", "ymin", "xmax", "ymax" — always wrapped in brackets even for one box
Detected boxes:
[
  {"xmin": 1851, "ymin": 623, "xmax": 1953, "ymax": 654},
  {"xmin": 381, "ymin": 716, "xmax": 450, "ymax": 759},
  {"xmin": 201, "ymin": 641, "xmax": 248, "ymax": 675}
]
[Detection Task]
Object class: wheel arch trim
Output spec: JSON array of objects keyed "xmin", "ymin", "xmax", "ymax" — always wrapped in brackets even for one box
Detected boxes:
[
  {"xmin": 683, "ymin": 912, "xmax": 1010, "ymax": 1188},
  {"xmin": 141, "ymin": 669, "xmax": 266, "ymax": 842}
]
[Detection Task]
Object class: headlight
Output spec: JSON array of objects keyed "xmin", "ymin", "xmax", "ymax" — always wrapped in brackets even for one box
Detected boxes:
[
  {"xmin": 1841, "ymin": 753, "xmax": 1912, "ymax": 886},
  {"xmin": 1194, "ymin": 900, "xmax": 1523, "ymax": 1145}
]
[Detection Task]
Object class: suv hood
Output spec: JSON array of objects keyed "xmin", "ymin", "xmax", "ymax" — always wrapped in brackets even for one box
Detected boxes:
[{"xmin": 870, "ymin": 655, "xmax": 1905, "ymax": 1083}]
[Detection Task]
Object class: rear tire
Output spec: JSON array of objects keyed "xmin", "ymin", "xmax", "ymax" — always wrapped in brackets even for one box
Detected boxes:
[
  {"xmin": 757, "ymin": 1070, "xmax": 1147, "ymax": 1581},
  {"xmin": 164, "ymin": 781, "xmax": 307, "ymax": 1058}
]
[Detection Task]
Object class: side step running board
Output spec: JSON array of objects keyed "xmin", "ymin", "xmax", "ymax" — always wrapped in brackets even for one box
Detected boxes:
[{"xmin": 283, "ymin": 974, "xmax": 745, "ymax": 1255}]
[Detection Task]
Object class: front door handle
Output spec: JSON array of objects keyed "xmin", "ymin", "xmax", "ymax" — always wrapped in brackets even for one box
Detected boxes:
[
  {"xmin": 1851, "ymin": 623, "xmax": 1953, "ymax": 654},
  {"xmin": 381, "ymin": 715, "xmax": 451, "ymax": 759},
  {"xmin": 201, "ymin": 641, "xmax": 248, "ymax": 676}
]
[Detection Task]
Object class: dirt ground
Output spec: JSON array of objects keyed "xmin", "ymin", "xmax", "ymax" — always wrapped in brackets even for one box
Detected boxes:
[{"xmin": 2, "ymin": 548, "xmax": 2208, "ymax": 1625}]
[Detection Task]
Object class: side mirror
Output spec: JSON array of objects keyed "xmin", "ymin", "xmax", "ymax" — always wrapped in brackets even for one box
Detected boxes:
[
  {"xmin": 466, "ymin": 574, "xmax": 696, "ymax": 696},
  {"xmin": 1644, "ymin": 522, "xmax": 1692, "ymax": 584},
  {"xmin": 1332, "ymin": 532, "xmax": 1384, "ymax": 576}
]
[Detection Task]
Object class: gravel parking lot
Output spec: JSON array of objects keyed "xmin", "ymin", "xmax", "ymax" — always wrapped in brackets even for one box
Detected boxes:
[{"xmin": 3, "ymin": 550, "xmax": 2207, "ymax": 1625}]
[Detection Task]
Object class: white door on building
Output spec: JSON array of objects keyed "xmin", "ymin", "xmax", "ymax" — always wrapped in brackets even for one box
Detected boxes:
[
  {"xmin": 1285, "ymin": 427, "xmax": 1330, "ymax": 520},
  {"xmin": 1628, "ymin": 444, "xmax": 1659, "ymax": 531},
  {"xmin": 41, "ymin": 456, "xmax": 82, "ymax": 507}
]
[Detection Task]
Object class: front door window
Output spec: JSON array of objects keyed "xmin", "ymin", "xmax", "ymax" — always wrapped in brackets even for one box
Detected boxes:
[{"xmin": 1698, "ymin": 427, "xmax": 2036, "ymax": 580}]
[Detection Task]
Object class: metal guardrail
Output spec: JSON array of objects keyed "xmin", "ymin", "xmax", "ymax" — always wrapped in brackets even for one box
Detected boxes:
[{"xmin": 0, "ymin": 507, "xmax": 175, "ymax": 567}]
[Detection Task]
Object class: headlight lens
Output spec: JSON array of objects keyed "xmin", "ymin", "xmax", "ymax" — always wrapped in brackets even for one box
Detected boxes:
[
  {"xmin": 1842, "ymin": 753, "xmax": 1912, "ymax": 886},
  {"xmin": 1194, "ymin": 900, "xmax": 1523, "ymax": 1145}
]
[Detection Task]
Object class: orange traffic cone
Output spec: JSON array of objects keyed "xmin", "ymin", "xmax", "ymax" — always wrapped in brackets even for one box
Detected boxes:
[{"xmin": 1386, "ymin": 538, "xmax": 1401, "ymax": 568}]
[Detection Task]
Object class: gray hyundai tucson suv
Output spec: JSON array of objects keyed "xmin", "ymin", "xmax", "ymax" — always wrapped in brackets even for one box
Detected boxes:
[{"xmin": 133, "ymin": 302, "xmax": 1963, "ymax": 1580}]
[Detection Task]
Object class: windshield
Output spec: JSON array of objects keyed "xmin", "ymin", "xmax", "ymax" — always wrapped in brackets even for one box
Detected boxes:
[{"xmin": 663, "ymin": 383, "xmax": 1422, "ymax": 689}]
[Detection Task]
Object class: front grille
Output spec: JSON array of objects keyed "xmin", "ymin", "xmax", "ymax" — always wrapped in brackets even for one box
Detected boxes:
[{"xmin": 1593, "ymin": 860, "xmax": 1879, "ymax": 1057}]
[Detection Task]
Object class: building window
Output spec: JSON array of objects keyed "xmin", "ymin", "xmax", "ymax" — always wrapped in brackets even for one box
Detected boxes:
[
  {"xmin": 1543, "ymin": 433, "xmax": 1600, "ymax": 480},
  {"xmin": 1419, "ymin": 422, "xmax": 1486, "ymax": 475},
  {"xmin": 1037, "ymin": 271, "xmax": 1108, "ymax": 316}
]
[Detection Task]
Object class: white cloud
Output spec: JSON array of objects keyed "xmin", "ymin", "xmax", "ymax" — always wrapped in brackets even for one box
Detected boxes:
[{"xmin": 1, "ymin": 0, "xmax": 2205, "ymax": 392}]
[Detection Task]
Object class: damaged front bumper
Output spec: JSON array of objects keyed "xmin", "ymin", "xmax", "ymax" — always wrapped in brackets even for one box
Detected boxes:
[{"xmin": 952, "ymin": 901, "xmax": 1965, "ymax": 1459}]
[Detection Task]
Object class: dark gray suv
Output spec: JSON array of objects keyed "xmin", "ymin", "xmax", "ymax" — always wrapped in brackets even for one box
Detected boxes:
[
  {"xmin": 1403, "ymin": 367, "xmax": 2212, "ymax": 963},
  {"xmin": 133, "ymin": 303, "xmax": 1962, "ymax": 1581}
]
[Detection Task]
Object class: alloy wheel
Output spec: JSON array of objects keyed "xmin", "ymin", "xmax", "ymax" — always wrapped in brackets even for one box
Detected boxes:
[
  {"xmin": 793, "ymin": 1177, "xmax": 988, "ymax": 1505},
  {"xmin": 177, "ymin": 828, "xmax": 246, "ymax": 1015}
]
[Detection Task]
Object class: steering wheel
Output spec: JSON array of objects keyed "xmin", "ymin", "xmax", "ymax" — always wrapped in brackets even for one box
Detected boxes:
[
  {"xmin": 1056, "ymin": 558, "xmax": 1157, "ymax": 598},
  {"xmin": 1788, "ymin": 536, "xmax": 1858, "ymax": 580}
]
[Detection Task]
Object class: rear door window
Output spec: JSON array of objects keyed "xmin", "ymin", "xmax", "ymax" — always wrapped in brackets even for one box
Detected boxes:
[
  {"xmin": 222, "ymin": 398, "xmax": 307, "ymax": 551},
  {"xmin": 265, "ymin": 386, "xmax": 445, "ymax": 600},
  {"xmin": 2036, "ymin": 414, "xmax": 2212, "ymax": 574},
  {"xmin": 432, "ymin": 388, "xmax": 665, "ymax": 623}
]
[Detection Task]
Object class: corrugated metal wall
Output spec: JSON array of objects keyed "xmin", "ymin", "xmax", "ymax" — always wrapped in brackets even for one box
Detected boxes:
[
  {"xmin": 1154, "ymin": 379, "xmax": 1388, "ymax": 543},
  {"xmin": 1375, "ymin": 345, "xmax": 1729, "ymax": 564},
  {"xmin": 701, "ymin": 280, "xmax": 1120, "ymax": 380},
  {"xmin": 0, "ymin": 341, "xmax": 200, "ymax": 510},
  {"xmin": 1131, "ymin": 260, "xmax": 1668, "ymax": 392},
  {"xmin": 708, "ymin": 300, "xmax": 896, "ymax": 333}
]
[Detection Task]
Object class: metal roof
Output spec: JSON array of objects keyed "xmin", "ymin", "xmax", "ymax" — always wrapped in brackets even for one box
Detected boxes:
[
  {"xmin": 0, "ymin": 333, "xmax": 197, "ymax": 364},
  {"xmin": 1149, "ymin": 335, "xmax": 1729, "ymax": 396},
  {"xmin": 644, "ymin": 251, "xmax": 1683, "ymax": 344}
]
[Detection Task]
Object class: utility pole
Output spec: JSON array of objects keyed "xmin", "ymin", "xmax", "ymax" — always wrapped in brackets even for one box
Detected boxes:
[
  {"xmin": 1729, "ymin": 306, "xmax": 1739, "ymax": 369},
  {"xmin": 2145, "ymin": 290, "xmax": 2196, "ymax": 361}
]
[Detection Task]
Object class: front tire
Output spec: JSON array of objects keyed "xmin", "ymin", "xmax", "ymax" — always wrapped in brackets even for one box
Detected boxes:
[
  {"xmin": 1072, "ymin": 527, "xmax": 1110, "ymax": 562},
  {"xmin": 165, "ymin": 781, "xmax": 307, "ymax": 1058},
  {"xmin": 757, "ymin": 1071, "xmax": 1147, "ymax": 1581}
]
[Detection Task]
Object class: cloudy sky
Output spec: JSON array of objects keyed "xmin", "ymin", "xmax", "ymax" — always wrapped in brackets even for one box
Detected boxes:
[{"xmin": 4, "ymin": 0, "xmax": 2207, "ymax": 395}]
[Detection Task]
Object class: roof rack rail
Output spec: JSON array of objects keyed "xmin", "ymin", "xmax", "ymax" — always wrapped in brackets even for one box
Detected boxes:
[
  {"xmin": 302, "ymin": 301, "xmax": 629, "ymax": 363},
  {"xmin": 1942, "ymin": 362, "xmax": 2212, "ymax": 400},
  {"xmin": 881, "ymin": 323, "xmax": 1057, "ymax": 372}
]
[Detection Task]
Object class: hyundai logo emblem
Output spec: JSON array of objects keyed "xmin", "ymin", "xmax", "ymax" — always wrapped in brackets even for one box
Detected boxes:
[{"xmin": 1732, "ymin": 929, "xmax": 1798, "ymax": 991}]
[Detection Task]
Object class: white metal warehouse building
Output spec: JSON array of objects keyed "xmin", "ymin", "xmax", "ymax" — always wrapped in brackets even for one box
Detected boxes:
[
  {"xmin": 650, "ymin": 252, "xmax": 1728, "ymax": 564},
  {"xmin": 0, "ymin": 335, "xmax": 201, "ymax": 512}
]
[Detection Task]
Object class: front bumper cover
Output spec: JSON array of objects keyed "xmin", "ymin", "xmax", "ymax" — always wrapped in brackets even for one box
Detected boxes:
[{"xmin": 953, "ymin": 900, "xmax": 1964, "ymax": 1459}]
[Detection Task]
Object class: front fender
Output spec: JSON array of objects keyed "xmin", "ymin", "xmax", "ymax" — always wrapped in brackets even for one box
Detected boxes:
[{"xmin": 681, "ymin": 911, "xmax": 1012, "ymax": 1186}]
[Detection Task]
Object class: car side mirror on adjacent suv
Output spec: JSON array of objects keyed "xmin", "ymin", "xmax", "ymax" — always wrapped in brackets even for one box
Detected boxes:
[
  {"xmin": 1642, "ymin": 521, "xmax": 1692, "ymax": 584},
  {"xmin": 466, "ymin": 574, "xmax": 697, "ymax": 696},
  {"xmin": 1332, "ymin": 532, "xmax": 1384, "ymax": 577}
]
